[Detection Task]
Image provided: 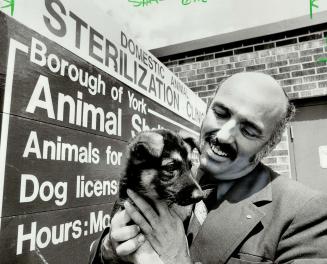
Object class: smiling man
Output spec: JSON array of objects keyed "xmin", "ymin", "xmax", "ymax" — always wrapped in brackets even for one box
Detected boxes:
[
  {"xmin": 199, "ymin": 72, "xmax": 289, "ymax": 180},
  {"xmin": 89, "ymin": 72, "xmax": 327, "ymax": 264}
]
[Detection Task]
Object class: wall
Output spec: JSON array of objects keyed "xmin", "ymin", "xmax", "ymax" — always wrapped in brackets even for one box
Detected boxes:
[{"xmin": 160, "ymin": 23, "xmax": 327, "ymax": 178}]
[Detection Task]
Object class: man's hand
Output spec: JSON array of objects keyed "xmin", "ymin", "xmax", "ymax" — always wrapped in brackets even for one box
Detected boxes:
[
  {"xmin": 124, "ymin": 189, "xmax": 192, "ymax": 264},
  {"xmin": 101, "ymin": 209, "xmax": 145, "ymax": 262}
]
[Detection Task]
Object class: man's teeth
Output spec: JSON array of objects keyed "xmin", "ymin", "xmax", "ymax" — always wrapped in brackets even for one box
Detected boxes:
[{"xmin": 210, "ymin": 142, "xmax": 228, "ymax": 157}]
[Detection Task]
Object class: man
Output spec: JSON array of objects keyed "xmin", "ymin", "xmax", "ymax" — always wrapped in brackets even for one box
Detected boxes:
[{"xmin": 89, "ymin": 72, "xmax": 327, "ymax": 263}]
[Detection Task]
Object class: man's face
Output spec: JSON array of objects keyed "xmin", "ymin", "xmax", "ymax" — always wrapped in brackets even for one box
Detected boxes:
[{"xmin": 199, "ymin": 73, "xmax": 286, "ymax": 181}]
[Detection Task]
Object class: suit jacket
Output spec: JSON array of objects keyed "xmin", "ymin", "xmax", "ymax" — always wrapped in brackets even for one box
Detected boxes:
[
  {"xmin": 188, "ymin": 164, "xmax": 327, "ymax": 264},
  {"xmin": 89, "ymin": 163, "xmax": 327, "ymax": 264}
]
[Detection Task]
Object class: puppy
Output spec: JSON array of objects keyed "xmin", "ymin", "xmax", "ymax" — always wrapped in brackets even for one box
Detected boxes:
[{"xmin": 111, "ymin": 129, "xmax": 204, "ymax": 263}]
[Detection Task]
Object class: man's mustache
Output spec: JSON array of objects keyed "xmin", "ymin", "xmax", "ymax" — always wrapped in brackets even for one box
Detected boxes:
[{"xmin": 205, "ymin": 134, "xmax": 237, "ymax": 161}]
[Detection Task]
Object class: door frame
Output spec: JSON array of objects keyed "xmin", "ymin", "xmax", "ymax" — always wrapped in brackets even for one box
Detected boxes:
[{"xmin": 288, "ymin": 95, "xmax": 327, "ymax": 181}]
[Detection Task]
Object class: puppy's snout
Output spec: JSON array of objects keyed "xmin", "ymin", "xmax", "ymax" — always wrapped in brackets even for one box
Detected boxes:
[
  {"xmin": 191, "ymin": 188, "xmax": 204, "ymax": 200},
  {"xmin": 177, "ymin": 186, "xmax": 204, "ymax": 206},
  {"xmin": 176, "ymin": 173, "xmax": 204, "ymax": 206},
  {"xmin": 188, "ymin": 172, "xmax": 204, "ymax": 196}
]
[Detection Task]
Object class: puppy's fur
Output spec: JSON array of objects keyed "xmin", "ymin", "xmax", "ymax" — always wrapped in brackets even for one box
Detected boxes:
[{"xmin": 111, "ymin": 129, "xmax": 203, "ymax": 263}]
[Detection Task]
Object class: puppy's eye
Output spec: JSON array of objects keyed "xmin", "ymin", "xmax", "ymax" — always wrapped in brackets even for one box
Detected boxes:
[{"xmin": 163, "ymin": 163, "xmax": 178, "ymax": 173}]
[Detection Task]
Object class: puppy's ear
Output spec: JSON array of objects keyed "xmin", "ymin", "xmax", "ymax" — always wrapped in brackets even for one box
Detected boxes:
[
  {"xmin": 129, "ymin": 131, "xmax": 164, "ymax": 163},
  {"xmin": 131, "ymin": 143, "xmax": 152, "ymax": 163}
]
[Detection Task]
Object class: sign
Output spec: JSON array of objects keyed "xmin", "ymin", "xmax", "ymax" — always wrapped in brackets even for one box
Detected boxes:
[
  {"xmin": 0, "ymin": 0, "xmax": 205, "ymax": 126},
  {"xmin": 0, "ymin": 1, "xmax": 206, "ymax": 263},
  {"xmin": 1, "ymin": 204, "xmax": 112, "ymax": 264}
]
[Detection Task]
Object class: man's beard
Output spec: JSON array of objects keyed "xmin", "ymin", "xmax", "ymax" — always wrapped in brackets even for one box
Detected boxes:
[{"xmin": 250, "ymin": 142, "xmax": 271, "ymax": 164}]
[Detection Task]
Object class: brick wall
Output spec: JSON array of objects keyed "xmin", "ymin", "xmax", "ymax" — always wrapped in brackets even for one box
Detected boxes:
[{"xmin": 158, "ymin": 23, "xmax": 327, "ymax": 178}]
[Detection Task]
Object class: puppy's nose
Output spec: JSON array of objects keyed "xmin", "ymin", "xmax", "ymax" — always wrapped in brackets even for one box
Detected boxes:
[
  {"xmin": 177, "ymin": 186, "xmax": 204, "ymax": 206},
  {"xmin": 191, "ymin": 188, "xmax": 204, "ymax": 200}
]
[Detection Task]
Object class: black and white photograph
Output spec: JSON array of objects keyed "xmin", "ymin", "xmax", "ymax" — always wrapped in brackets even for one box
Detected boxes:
[{"xmin": 0, "ymin": 0, "xmax": 327, "ymax": 263}]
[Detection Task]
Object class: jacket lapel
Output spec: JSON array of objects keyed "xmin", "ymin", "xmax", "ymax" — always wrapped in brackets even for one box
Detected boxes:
[{"xmin": 189, "ymin": 164, "xmax": 273, "ymax": 264}]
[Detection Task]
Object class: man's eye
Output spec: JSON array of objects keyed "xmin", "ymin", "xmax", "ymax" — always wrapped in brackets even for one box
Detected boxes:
[
  {"xmin": 241, "ymin": 127, "xmax": 258, "ymax": 138},
  {"xmin": 213, "ymin": 108, "xmax": 229, "ymax": 118}
]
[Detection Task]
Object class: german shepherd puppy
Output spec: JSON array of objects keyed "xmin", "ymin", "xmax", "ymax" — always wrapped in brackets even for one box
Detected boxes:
[{"xmin": 111, "ymin": 129, "xmax": 204, "ymax": 263}]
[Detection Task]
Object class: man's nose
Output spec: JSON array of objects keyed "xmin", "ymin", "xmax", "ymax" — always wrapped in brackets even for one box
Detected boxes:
[{"xmin": 216, "ymin": 119, "xmax": 237, "ymax": 144}]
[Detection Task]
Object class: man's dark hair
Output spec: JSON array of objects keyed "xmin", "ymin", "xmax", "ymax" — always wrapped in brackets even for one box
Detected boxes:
[
  {"xmin": 253, "ymin": 100, "xmax": 295, "ymax": 163},
  {"xmin": 207, "ymin": 74, "xmax": 296, "ymax": 163}
]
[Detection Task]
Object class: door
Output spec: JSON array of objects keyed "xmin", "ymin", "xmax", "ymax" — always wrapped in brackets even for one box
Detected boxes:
[{"xmin": 290, "ymin": 98, "xmax": 327, "ymax": 193}]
